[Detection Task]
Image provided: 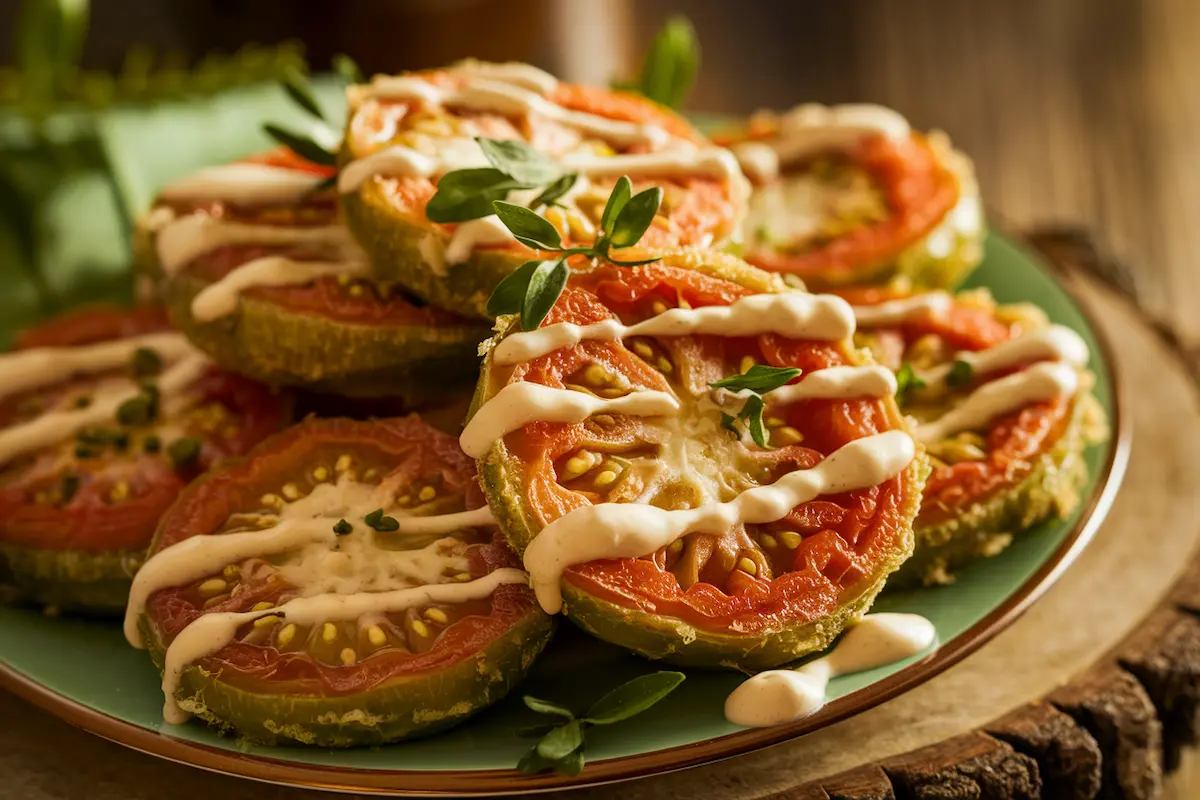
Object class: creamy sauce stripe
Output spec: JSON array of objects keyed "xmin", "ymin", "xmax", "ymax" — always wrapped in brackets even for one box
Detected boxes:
[
  {"xmin": 156, "ymin": 216, "xmax": 355, "ymax": 275},
  {"xmin": 0, "ymin": 336, "xmax": 210, "ymax": 467},
  {"xmin": 159, "ymin": 567, "xmax": 528, "ymax": 723},
  {"xmin": 190, "ymin": 255, "xmax": 371, "ymax": 322},
  {"xmin": 524, "ymin": 430, "xmax": 915, "ymax": 614},
  {"xmin": 724, "ymin": 613, "xmax": 936, "ymax": 726},
  {"xmin": 158, "ymin": 164, "xmax": 327, "ymax": 206},
  {"xmin": 493, "ymin": 292, "xmax": 857, "ymax": 366}
]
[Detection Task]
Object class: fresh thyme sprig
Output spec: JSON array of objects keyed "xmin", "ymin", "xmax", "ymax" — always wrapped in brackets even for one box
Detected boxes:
[
  {"xmin": 261, "ymin": 54, "xmax": 362, "ymax": 167},
  {"xmin": 613, "ymin": 16, "xmax": 700, "ymax": 110},
  {"xmin": 711, "ymin": 365, "xmax": 801, "ymax": 447},
  {"xmin": 485, "ymin": 175, "xmax": 663, "ymax": 329},
  {"xmin": 517, "ymin": 671, "xmax": 685, "ymax": 776},
  {"xmin": 425, "ymin": 137, "xmax": 575, "ymax": 223}
]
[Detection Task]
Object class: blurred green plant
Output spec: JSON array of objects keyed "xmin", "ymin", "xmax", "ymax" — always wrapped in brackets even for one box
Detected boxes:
[
  {"xmin": 0, "ymin": 0, "xmax": 311, "ymax": 312},
  {"xmin": 613, "ymin": 16, "xmax": 700, "ymax": 110}
]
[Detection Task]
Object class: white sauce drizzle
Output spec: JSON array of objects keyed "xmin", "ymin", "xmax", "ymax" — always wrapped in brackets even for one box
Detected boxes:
[
  {"xmin": 190, "ymin": 255, "xmax": 371, "ymax": 322},
  {"xmin": 0, "ymin": 332, "xmax": 194, "ymax": 402},
  {"xmin": 746, "ymin": 365, "xmax": 896, "ymax": 406},
  {"xmin": 850, "ymin": 292, "xmax": 952, "ymax": 327},
  {"xmin": 523, "ymin": 430, "xmax": 915, "ymax": 614},
  {"xmin": 493, "ymin": 292, "xmax": 857, "ymax": 366},
  {"xmin": 918, "ymin": 325, "xmax": 1089, "ymax": 388},
  {"xmin": 446, "ymin": 59, "xmax": 559, "ymax": 95},
  {"xmin": 445, "ymin": 215, "xmax": 521, "ymax": 266},
  {"xmin": 393, "ymin": 506, "xmax": 497, "ymax": 536},
  {"xmin": 734, "ymin": 103, "xmax": 912, "ymax": 182},
  {"xmin": 158, "ymin": 568, "xmax": 527, "ymax": 723},
  {"xmin": 724, "ymin": 613, "xmax": 936, "ymax": 726},
  {"xmin": 157, "ymin": 164, "xmax": 325, "ymax": 206},
  {"xmin": 914, "ymin": 362, "xmax": 1079, "ymax": 444},
  {"xmin": 459, "ymin": 384, "xmax": 679, "ymax": 459},
  {"xmin": 364, "ymin": 75, "xmax": 669, "ymax": 149},
  {"xmin": 0, "ymin": 338, "xmax": 209, "ymax": 467},
  {"xmin": 156, "ymin": 215, "xmax": 355, "ymax": 275}
]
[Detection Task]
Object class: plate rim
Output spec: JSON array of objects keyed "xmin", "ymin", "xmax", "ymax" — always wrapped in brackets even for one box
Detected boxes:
[{"xmin": 0, "ymin": 234, "xmax": 1132, "ymax": 797}]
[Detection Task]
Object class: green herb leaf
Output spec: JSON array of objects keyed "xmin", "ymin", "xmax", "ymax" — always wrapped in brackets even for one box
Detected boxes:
[
  {"xmin": 516, "ymin": 748, "xmax": 554, "ymax": 775},
  {"xmin": 529, "ymin": 173, "xmax": 579, "ymax": 210},
  {"xmin": 721, "ymin": 412, "xmax": 739, "ymax": 436},
  {"xmin": 331, "ymin": 53, "xmax": 364, "ymax": 84},
  {"xmin": 364, "ymin": 508, "xmax": 400, "ymax": 532},
  {"xmin": 426, "ymin": 168, "xmax": 522, "ymax": 223},
  {"xmin": 608, "ymin": 186, "xmax": 663, "ymax": 249},
  {"xmin": 524, "ymin": 696, "xmax": 576, "ymax": 719},
  {"xmin": 280, "ymin": 64, "xmax": 325, "ymax": 120},
  {"xmin": 142, "ymin": 435, "xmax": 161, "ymax": 454},
  {"xmin": 632, "ymin": 16, "xmax": 700, "ymax": 109},
  {"xmin": 307, "ymin": 174, "xmax": 338, "ymax": 197},
  {"xmin": 476, "ymin": 137, "xmax": 562, "ymax": 186},
  {"xmin": 261, "ymin": 123, "xmax": 337, "ymax": 167},
  {"xmin": 600, "ymin": 176, "xmax": 633, "ymax": 238},
  {"xmin": 74, "ymin": 444, "xmax": 95, "ymax": 459},
  {"xmin": 710, "ymin": 364, "xmax": 801, "ymax": 394},
  {"xmin": 556, "ymin": 747, "xmax": 586, "ymax": 776},
  {"xmin": 116, "ymin": 394, "xmax": 155, "ymax": 427},
  {"xmin": 167, "ymin": 437, "xmax": 202, "ymax": 469},
  {"xmin": 536, "ymin": 719, "xmax": 584, "ymax": 761},
  {"xmin": 584, "ymin": 671, "xmax": 686, "ymax": 725},
  {"xmin": 131, "ymin": 347, "xmax": 162, "ymax": 377},
  {"xmin": 517, "ymin": 723, "xmax": 560, "ymax": 739},
  {"xmin": 73, "ymin": 395, "xmax": 92, "ymax": 409},
  {"xmin": 487, "ymin": 260, "xmax": 540, "ymax": 317},
  {"xmin": 742, "ymin": 395, "xmax": 768, "ymax": 447},
  {"xmin": 333, "ymin": 519, "xmax": 353, "ymax": 536},
  {"xmin": 894, "ymin": 361, "xmax": 926, "ymax": 406},
  {"xmin": 521, "ymin": 258, "xmax": 569, "ymax": 331},
  {"xmin": 493, "ymin": 201, "xmax": 563, "ymax": 250},
  {"xmin": 946, "ymin": 359, "xmax": 975, "ymax": 389}
]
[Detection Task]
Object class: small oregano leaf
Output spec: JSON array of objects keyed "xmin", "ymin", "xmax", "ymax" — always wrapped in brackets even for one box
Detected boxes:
[
  {"xmin": 608, "ymin": 186, "xmax": 663, "ymax": 249},
  {"xmin": 493, "ymin": 201, "xmax": 564, "ymax": 250},
  {"xmin": 710, "ymin": 364, "xmax": 801, "ymax": 394},
  {"xmin": 600, "ymin": 176, "xmax": 633, "ymax": 237},
  {"xmin": 426, "ymin": 168, "xmax": 519, "ymax": 223},
  {"xmin": 261, "ymin": 124, "xmax": 337, "ymax": 166},
  {"xmin": 894, "ymin": 361, "xmax": 926, "ymax": 405},
  {"xmin": 516, "ymin": 748, "xmax": 553, "ymax": 775},
  {"xmin": 742, "ymin": 395, "xmax": 768, "ymax": 448},
  {"xmin": 535, "ymin": 719, "xmax": 584, "ymax": 761},
  {"xmin": 557, "ymin": 747, "xmax": 586, "ymax": 777},
  {"xmin": 946, "ymin": 359, "xmax": 975, "ymax": 389},
  {"xmin": 583, "ymin": 671, "xmax": 686, "ymax": 725},
  {"xmin": 280, "ymin": 64, "xmax": 325, "ymax": 120},
  {"xmin": 523, "ymin": 695, "xmax": 575, "ymax": 719},
  {"xmin": 487, "ymin": 260, "xmax": 540, "ymax": 317},
  {"xmin": 331, "ymin": 53, "xmax": 364, "ymax": 84},
  {"xmin": 521, "ymin": 259, "xmax": 569, "ymax": 331},
  {"xmin": 476, "ymin": 137, "xmax": 562, "ymax": 186},
  {"xmin": 529, "ymin": 173, "xmax": 579, "ymax": 210}
]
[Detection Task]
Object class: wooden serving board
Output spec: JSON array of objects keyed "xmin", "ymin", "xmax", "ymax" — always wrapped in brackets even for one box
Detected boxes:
[{"xmin": 1, "ymin": 230, "xmax": 1196, "ymax": 800}]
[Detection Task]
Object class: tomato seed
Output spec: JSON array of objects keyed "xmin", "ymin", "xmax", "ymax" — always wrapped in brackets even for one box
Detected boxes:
[
  {"xmin": 760, "ymin": 533, "xmax": 778, "ymax": 549},
  {"xmin": 335, "ymin": 454, "xmax": 353, "ymax": 472},
  {"xmin": 340, "ymin": 647, "xmax": 357, "ymax": 665},
  {"xmin": 740, "ymin": 355, "xmax": 756, "ymax": 374},
  {"xmin": 779, "ymin": 532, "xmax": 802, "ymax": 549},
  {"xmin": 424, "ymin": 608, "xmax": 448, "ymax": 624},
  {"xmin": 418, "ymin": 486, "xmax": 436, "ymax": 502},
  {"xmin": 410, "ymin": 619, "xmax": 430, "ymax": 638},
  {"xmin": 312, "ymin": 466, "xmax": 329, "ymax": 482},
  {"xmin": 594, "ymin": 469, "xmax": 618, "ymax": 487},
  {"xmin": 367, "ymin": 625, "xmax": 387, "ymax": 646},
  {"xmin": 651, "ymin": 300, "xmax": 668, "ymax": 315},
  {"xmin": 253, "ymin": 615, "xmax": 281, "ymax": 629},
  {"xmin": 281, "ymin": 483, "xmax": 300, "ymax": 501},
  {"xmin": 252, "ymin": 601, "xmax": 274, "ymax": 611},
  {"xmin": 198, "ymin": 578, "xmax": 227, "ymax": 595},
  {"xmin": 773, "ymin": 427, "xmax": 804, "ymax": 446},
  {"xmin": 321, "ymin": 622, "xmax": 338, "ymax": 643},
  {"xmin": 737, "ymin": 557, "xmax": 758, "ymax": 576},
  {"xmin": 277, "ymin": 624, "xmax": 297, "ymax": 647}
]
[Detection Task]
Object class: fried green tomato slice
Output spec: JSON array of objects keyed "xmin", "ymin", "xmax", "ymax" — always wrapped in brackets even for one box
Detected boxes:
[
  {"xmin": 841, "ymin": 286, "xmax": 1108, "ymax": 587},
  {"xmin": 715, "ymin": 104, "xmax": 984, "ymax": 292},
  {"xmin": 143, "ymin": 147, "xmax": 489, "ymax": 401},
  {"xmin": 471, "ymin": 252, "xmax": 926, "ymax": 670},
  {"xmin": 0, "ymin": 306, "xmax": 289, "ymax": 613},
  {"xmin": 134, "ymin": 416, "xmax": 553, "ymax": 747},
  {"xmin": 339, "ymin": 61, "xmax": 746, "ymax": 319}
]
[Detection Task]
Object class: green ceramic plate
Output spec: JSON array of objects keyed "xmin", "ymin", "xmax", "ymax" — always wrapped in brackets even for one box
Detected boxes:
[{"xmin": 0, "ymin": 232, "xmax": 1126, "ymax": 796}]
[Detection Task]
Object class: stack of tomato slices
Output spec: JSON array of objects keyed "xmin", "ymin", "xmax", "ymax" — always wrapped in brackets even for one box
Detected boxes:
[{"xmin": 0, "ymin": 306, "xmax": 288, "ymax": 612}]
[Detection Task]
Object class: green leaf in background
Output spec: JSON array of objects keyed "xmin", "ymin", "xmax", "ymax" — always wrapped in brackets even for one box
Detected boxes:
[
  {"xmin": 261, "ymin": 122, "xmax": 336, "ymax": 165},
  {"xmin": 895, "ymin": 361, "xmax": 926, "ymax": 406},
  {"xmin": 16, "ymin": 0, "xmax": 90, "ymax": 115},
  {"xmin": 331, "ymin": 53, "xmax": 364, "ymax": 85},
  {"xmin": 523, "ymin": 695, "xmax": 575, "ymax": 719},
  {"xmin": 96, "ymin": 76, "xmax": 345, "ymax": 216},
  {"xmin": 629, "ymin": 15, "xmax": 700, "ymax": 109},
  {"xmin": 279, "ymin": 64, "xmax": 325, "ymax": 120}
]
